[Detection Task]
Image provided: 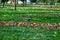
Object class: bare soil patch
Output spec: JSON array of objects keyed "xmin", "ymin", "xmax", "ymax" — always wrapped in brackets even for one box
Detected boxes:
[{"xmin": 0, "ymin": 21, "xmax": 60, "ymax": 29}]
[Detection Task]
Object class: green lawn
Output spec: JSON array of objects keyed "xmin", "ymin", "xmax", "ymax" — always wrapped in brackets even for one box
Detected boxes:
[
  {"xmin": 0, "ymin": 6, "xmax": 60, "ymax": 14},
  {"xmin": 0, "ymin": 26, "xmax": 60, "ymax": 40},
  {"xmin": 0, "ymin": 6, "xmax": 60, "ymax": 40},
  {"xmin": 0, "ymin": 14, "xmax": 60, "ymax": 23},
  {"xmin": 0, "ymin": 7, "xmax": 60, "ymax": 23}
]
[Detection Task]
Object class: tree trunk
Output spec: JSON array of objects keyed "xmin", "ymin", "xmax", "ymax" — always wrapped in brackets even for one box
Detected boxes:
[
  {"xmin": 3, "ymin": 2, "xmax": 5, "ymax": 8},
  {"xmin": 15, "ymin": 0, "xmax": 16, "ymax": 10}
]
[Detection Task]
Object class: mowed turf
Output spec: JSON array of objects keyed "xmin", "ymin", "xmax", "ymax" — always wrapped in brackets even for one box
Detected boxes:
[
  {"xmin": 0, "ymin": 26, "xmax": 60, "ymax": 40},
  {"xmin": 0, "ymin": 7, "xmax": 60, "ymax": 40},
  {"xmin": 0, "ymin": 7, "xmax": 60, "ymax": 14},
  {"xmin": 0, "ymin": 14, "xmax": 60, "ymax": 23},
  {"xmin": 0, "ymin": 7, "xmax": 59, "ymax": 23}
]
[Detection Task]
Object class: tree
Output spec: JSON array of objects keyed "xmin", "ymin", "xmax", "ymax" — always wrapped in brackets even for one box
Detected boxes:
[
  {"xmin": 21, "ymin": 0, "xmax": 26, "ymax": 6},
  {"xmin": 45, "ymin": 0, "xmax": 49, "ymax": 4},
  {"xmin": 31, "ymin": 0, "xmax": 37, "ymax": 3},
  {"xmin": 1, "ymin": 0, "xmax": 9, "ymax": 7},
  {"xmin": 58, "ymin": 0, "xmax": 60, "ymax": 3},
  {"xmin": 2, "ymin": 0, "xmax": 7, "ymax": 7},
  {"xmin": 49, "ymin": 0, "xmax": 55, "ymax": 8},
  {"xmin": 54, "ymin": 0, "xmax": 59, "ymax": 2},
  {"xmin": 15, "ymin": 0, "xmax": 16, "ymax": 10}
]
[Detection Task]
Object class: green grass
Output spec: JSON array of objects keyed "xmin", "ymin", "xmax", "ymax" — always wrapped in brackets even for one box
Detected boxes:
[
  {"xmin": 0, "ymin": 14, "xmax": 60, "ymax": 23},
  {"xmin": 0, "ymin": 26, "xmax": 60, "ymax": 40},
  {"xmin": 0, "ymin": 7, "xmax": 60, "ymax": 23},
  {"xmin": 0, "ymin": 7, "xmax": 60, "ymax": 14},
  {"xmin": 0, "ymin": 6, "xmax": 60, "ymax": 40}
]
